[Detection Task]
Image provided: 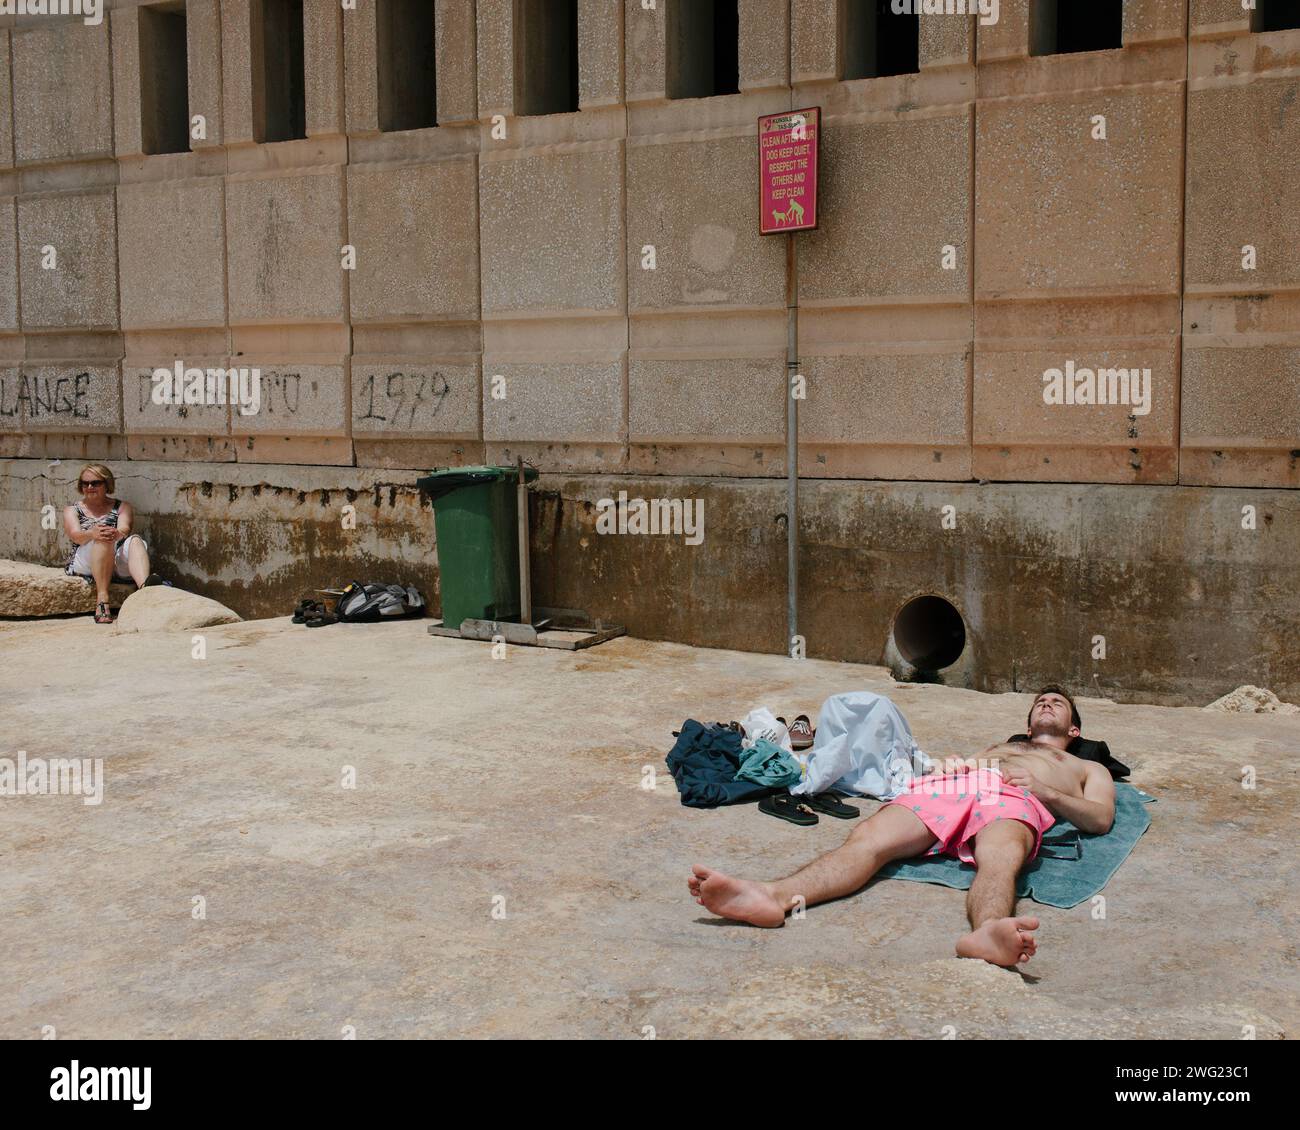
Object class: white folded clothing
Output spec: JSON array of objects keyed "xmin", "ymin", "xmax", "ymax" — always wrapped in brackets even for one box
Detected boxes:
[{"xmin": 789, "ymin": 691, "xmax": 933, "ymax": 800}]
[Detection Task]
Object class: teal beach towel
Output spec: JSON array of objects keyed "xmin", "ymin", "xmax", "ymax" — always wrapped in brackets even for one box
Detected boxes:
[{"xmin": 876, "ymin": 783, "xmax": 1155, "ymax": 909}]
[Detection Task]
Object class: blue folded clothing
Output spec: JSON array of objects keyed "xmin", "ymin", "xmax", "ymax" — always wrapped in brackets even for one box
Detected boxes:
[
  {"xmin": 876, "ymin": 783, "xmax": 1155, "ymax": 909},
  {"xmin": 666, "ymin": 720, "xmax": 783, "ymax": 808},
  {"xmin": 735, "ymin": 738, "xmax": 803, "ymax": 788}
]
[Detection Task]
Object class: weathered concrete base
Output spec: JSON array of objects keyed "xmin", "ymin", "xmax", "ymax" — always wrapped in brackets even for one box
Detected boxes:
[
  {"xmin": 0, "ymin": 558, "xmax": 134, "ymax": 617},
  {"xmin": 1, "ymin": 459, "xmax": 1296, "ymax": 705},
  {"xmin": 534, "ymin": 475, "xmax": 1300, "ymax": 708},
  {"xmin": 0, "ymin": 618, "xmax": 1293, "ymax": 1039}
]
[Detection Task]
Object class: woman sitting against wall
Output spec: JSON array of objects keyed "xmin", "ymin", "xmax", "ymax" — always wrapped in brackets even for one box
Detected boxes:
[{"xmin": 63, "ymin": 463, "xmax": 166, "ymax": 624}]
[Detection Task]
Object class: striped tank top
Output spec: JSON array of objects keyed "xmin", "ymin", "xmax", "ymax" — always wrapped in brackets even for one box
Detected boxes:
[{"xmin": 65, "ymin": 499, "xmax": 122, "ymax": 573}]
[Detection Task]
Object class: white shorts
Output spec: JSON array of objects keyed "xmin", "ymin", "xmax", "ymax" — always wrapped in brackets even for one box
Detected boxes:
[{"xmin": 67, "ymin": 534, "xmax": 147, "ymax": 582}]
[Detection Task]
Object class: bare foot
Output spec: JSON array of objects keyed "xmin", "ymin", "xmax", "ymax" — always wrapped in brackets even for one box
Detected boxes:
[
  {"xmin": 688, "ymin": 864, "xmax": 785, "ymax": 928},
  {"xmin": 955, "ymin": 916, "xmax": 1040, "ymax": 967}
]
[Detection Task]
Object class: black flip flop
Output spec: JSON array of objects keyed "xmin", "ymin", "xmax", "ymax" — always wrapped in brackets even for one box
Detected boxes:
[
  {"xmin": 801, "ymin": 792, "xmax": 860, "ymax": 820},
  {"xmin": 293, "ymin": 599, "xmax": 325, "ymax": 624},
  {"xmin": 759, "ymin": 795, "xmax": 819, "ymax": 826}
]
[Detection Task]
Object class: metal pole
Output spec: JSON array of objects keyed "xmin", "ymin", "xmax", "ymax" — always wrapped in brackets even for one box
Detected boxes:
[
  {"xmin": 785, "ymin": 233, "xmax": 799, "ymax": 653},
  {"xmin": 516, "ymin": 455, "xmax": 532, "ymax": 626}
]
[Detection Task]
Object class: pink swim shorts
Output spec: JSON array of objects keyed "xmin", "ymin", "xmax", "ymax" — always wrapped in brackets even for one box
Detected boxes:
[{"xmin": 887, "ymin": 767, "xmax": 1055, "ymax": 865}]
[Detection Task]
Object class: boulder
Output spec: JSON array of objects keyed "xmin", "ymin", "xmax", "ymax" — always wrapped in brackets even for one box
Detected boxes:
[
  {"xmin": 1203, "ymin": 685, "xmax": 1300, "ymax": 714},
  {"xmin": 113, "ymin": 586, "xmax": 242, "ymax": 633},
  {"xmin": 0, "ymin": 558, "xmax": 134, "ymax": 617}
]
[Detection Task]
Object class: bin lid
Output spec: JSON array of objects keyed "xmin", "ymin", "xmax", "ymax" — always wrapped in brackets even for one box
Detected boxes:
[{"xmin": 415, "ymin": 464, "xmax": 538, "ymax": 501}]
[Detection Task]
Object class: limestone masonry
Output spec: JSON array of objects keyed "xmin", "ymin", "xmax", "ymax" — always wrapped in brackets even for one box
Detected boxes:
[{"xmin": 0, "ymin": 2, "xmax": 1297, "ymax": 703}]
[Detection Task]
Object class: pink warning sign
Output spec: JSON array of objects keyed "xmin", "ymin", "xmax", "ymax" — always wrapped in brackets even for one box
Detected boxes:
[{"xmin": 758, "ymin": 106, "xmax": 820, "ymax": 236}]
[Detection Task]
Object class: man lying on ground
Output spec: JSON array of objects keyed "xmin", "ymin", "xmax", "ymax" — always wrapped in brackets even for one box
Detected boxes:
[{"xmin": 688, "ymin": 685, "xmax": 1115, "ymax": 967}]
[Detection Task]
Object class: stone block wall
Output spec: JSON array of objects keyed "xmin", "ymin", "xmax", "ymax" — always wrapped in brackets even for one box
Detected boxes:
[
  {"xmin": 1, "ymin": 1, "xmax": 1297, "ymax": 702},
  {"xmin": 0, "ymin": 1, "xmax": 1295, "ymax": 482}
]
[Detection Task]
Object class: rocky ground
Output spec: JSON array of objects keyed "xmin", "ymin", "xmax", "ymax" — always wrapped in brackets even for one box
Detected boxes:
[{"xmin": 1, "ymin": 614, "xmax": 1294, "ymax": 1039}]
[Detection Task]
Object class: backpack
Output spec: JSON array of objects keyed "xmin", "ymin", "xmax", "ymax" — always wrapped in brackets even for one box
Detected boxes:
[{"xmin": 335, "ymin": 581, "xmax": 427, "ymax": 623}]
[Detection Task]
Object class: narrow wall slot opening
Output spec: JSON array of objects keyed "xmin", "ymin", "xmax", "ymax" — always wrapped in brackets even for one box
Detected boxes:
[
  {"xmin": 140, "ymin": 1, "xmax": 190, "ymax": 155},
  {"xmin": 253, "ymin": 0, "xmax": 306, "ymax": 143},
  {"xmin": 667, "ymin": 0, "xmax": 740, "ymax": 99},
  {"xmin": 1253, "ymin": 1, "xmax": 1300, "ymax": 33},
  {"xmin": 378, "ymin": 0, "xmax": 437, "ymax": 132},
  {"xmin": 516, "ymin": 0, "xmax": 579, "ymax": 116},
  {"xmin": 1030, "ymin": 0, "xmax": 1124, "ymax": 57},
  {"xmin": 842, "ymin": 0, "xmax": 920, "ymax": 80}
]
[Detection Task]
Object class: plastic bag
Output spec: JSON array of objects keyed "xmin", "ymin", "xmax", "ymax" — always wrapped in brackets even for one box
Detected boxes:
[{"xmin": 738, "ymin": 707, "xmax": 793, "ymax": 753}]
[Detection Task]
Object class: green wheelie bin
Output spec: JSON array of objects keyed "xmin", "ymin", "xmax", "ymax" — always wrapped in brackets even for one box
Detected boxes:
[{"xmin": 415, "ymin": 465, "xmax": 538, "ymax": 629}]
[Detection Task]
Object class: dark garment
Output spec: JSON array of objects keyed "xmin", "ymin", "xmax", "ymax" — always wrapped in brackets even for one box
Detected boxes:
[
  {"xmin": 666, "ymin": 720, "xmax": 783, "ymax": 808},
  {"xmin": 1005, "ymin": 734, "xmax": 1131, "ymax": 780}
]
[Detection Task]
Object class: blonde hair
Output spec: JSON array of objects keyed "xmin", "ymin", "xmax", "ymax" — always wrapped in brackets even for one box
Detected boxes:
[{"xmin": 76, "ymin": 463, "xmax": 115, "ymax": 494}]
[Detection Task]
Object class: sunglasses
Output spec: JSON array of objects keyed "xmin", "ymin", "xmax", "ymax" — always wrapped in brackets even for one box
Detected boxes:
[{"xmin": 80, "ymin": 479, "xmax": 106, "ymax": 489}]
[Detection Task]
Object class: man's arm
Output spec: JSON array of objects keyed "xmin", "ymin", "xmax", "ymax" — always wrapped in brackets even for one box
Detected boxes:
[
  {"xmin": 1003, "ymin": 760, "xmax": 1115, "ymax": 834},
  {"xmin": 1041, "ymin": 762, "xmax": 1115, "ymax": 834}
]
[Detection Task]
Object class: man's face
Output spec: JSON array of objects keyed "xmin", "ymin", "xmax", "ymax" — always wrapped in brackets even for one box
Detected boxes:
[{"xmin": 1029, "ymin": 693, "xmax": 1078, "ymax": 740}]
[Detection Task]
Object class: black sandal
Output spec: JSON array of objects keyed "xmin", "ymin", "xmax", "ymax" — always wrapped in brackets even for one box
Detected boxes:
[
  {"xmin": 758, "ymin": 795, "xmax": 819, "ymax": 826},
  {"xmin": 293, "ymin": 599, "xmax": 325, "ymax": 624},
  {"xmin": 94, "ymin": 601, "xmax": 114, "ymax": 624},
  {"xmin": 801, "ymin": 792, "xmax": 860, "ymax": 820}
]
